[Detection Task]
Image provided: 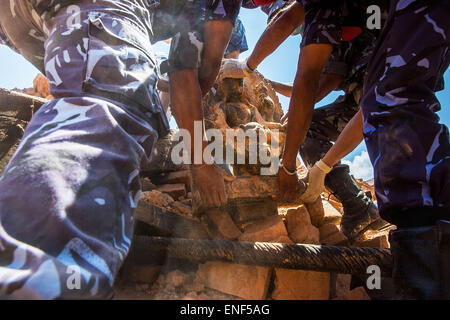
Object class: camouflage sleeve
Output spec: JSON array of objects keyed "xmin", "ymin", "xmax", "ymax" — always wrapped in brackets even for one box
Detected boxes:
[
  {"xmin": 225, "ymin": 17, "xmax": 249, "ymax": 56},
  {"xmin": 206, "ymin": 0, "xmax": 243, "ymax": 25},
  {"xmin": 322, "ymin": 42, "xmax": 350, "ymax": 76},
  {"xmin": 300, "ymin": 0, "xmax": 346, "ymax": 48}
]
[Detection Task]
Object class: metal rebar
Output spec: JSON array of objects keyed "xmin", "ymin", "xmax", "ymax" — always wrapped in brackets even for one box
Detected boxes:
[{"xmin": 131, "ymin": 236, "xmax": 393, "ymax": 276}]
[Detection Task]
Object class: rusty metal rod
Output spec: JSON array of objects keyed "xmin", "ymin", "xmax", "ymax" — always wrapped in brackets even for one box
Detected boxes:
[{"xmin": 130, "ymin": 236, "xmax": 393, "ymax": 277}]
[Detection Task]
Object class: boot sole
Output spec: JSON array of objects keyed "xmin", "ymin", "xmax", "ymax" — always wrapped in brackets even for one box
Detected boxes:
[{"xmin": 347, "ymin": 219, "xmax": 390, "ymax": 244}]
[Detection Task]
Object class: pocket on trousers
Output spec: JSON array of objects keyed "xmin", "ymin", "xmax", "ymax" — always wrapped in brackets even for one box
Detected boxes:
[{"xmin": 83, "ymin": 13, "xmax": 162, "ymax": 116}]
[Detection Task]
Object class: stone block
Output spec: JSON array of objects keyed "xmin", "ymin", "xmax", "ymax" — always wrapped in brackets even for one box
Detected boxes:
[
  {"xmin": 284, "ymin": 206, "xmax": 320, "ymax": 244},
  {"xmin": 239, "ymin": 215, "xmax": 288, "ymax": 242},
  {"xmin": 156, "ymin": 183, "xmax": 186, "ymax": 200},
  {"xmin": 334, "ymin": 287, "xmax": 371, "ymax": 300},
  {"xmin": 271, "ymin": 269, "xmax": 330, "ymax": 300},
  {"xmin": 196, "ymin": 262, "xmax": 272, "ymax": 300},
  {"xmin": 319, "ymin": 223, "xmax": 349, "ymax": 246}
]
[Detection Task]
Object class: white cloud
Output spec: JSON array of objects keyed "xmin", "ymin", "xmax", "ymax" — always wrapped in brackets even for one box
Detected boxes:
[{"xmin": 342, "ymin": 151, "xmax": 374, "ymax": 181}]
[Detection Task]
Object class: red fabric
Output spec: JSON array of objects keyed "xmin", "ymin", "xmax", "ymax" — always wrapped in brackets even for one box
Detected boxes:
[
  {"xmin": 341, "ymin": 26, "xmax": 363, "ymax": 41},
  {"xmin": 253, "ymin": 0, "xmax": 277, "ymax": 5}
]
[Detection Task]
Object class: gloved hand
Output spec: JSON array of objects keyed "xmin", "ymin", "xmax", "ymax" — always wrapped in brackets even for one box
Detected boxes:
[
  {"xmin": 300, "ymin": 160, "xmax": 332, "ymax": 203},
  {"xmin": 218, "ymin": 58, "xmax": 254, "ymax": 80}
]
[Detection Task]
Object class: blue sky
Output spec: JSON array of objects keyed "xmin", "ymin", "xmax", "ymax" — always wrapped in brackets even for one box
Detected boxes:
[{"xmin": 0, "ymin": 7, "xmax": 448, "ymax": 180}]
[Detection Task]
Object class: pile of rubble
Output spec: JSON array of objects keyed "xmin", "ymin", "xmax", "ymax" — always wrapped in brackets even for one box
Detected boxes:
[
  {"xmin": 115, "ymin": 71, "xmax": 392, "ymax": 300},
  {"xmin": 0, "ymin": 73, "xmax": 393, "ymax": 301}
]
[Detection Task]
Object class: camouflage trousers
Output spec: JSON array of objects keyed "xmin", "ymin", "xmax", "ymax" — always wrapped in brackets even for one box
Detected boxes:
[
  {"xmin": 361, "ymin": 0, "xmax": 450, "ymax": 224},
  {"xmin": 0, "ymin": 3, "xmax": 166, "ymax": 298},
  {"xmin": 0, "ymin": 0, "xmax": 46, "ymax": 72},
  {"xmin": 300, "ymin": 95, "xmax": 359, "ymax": 167}
]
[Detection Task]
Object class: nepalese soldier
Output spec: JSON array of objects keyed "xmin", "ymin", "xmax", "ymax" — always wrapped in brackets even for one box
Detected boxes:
[
  {"xmin": 0, "ymin": 0, "xmax": 238, "ymax": 299},
  {"xmin": 359, "ymin": 0, "xmax": 450, "ymax": 299},
  {"xmin": 270, "ymin": 29, "xmax": 392, "ymax": 242},
  {"xmin": 224, "ymin": 17, "xmax": 249, "ymax": 59},
  {"xmin": 150, "ymin": 0, "xmax": 281, "ymax": 208},
  {"xmin": 219, "ymin": 0, "xmax": 389, "ymax": 241},
  {"xmin": 0, "ymin": 1, "xmax": 46, "ymax": 72}
]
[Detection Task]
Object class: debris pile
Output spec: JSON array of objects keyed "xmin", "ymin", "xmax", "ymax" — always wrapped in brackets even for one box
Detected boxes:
[
  {"xmin": 116, "ymin": 71, "xmax": 392, "ymax": 300},
  {"xmin": 0, "ymin": 73, "xmax": 393, "ymax": 300}
]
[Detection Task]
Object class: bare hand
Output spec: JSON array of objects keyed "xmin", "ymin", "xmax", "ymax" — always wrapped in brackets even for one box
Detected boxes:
[
  {"xmin": 277, "ymin": 166, "xmax": 300, "ymax": 203},
  {"xmin": 192, "ymin": 164, "xmax": 234, "ymax": 209}
]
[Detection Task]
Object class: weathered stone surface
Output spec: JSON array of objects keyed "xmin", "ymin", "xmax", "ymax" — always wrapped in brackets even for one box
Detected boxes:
[
  {"xmin": 354, "ymin": 234, "xmax": 390, "ymax": 249},
  {"xmin": 271, "ymin": 269, "xmax": 330, "ymax": 300},
  {"xmin": 327, "ymin": 199, "xmax": 343, "ymax": 213},
  {"xmin": 141, "ymin": 178, "xmax": 156, "ymax": 191},
  {"xmin": 166, "ymin": 270, "xmax": 190, "ymax": 288},
  {"xmin": 0, "ymin": 89, "xmax": 48, "ymax": 174},
  {"xmin": 135, "ymin": 198, "xmax": 209, "ymax": 240},
  {"xmin": 334, "ymin": 287, "xmax": 371, "ymax": 300},
  {"xmin": 239, "ymin": 215, "xmax": 288, "ymax": 243},
  {"xmin": 271, "ymin": 235, "xmax": 294, "ymax": 244},
  {"xmin": 202, "ymin": 208, "xmax": 242, "ymax": 241},
  {"xmin": 304, "ymin": 197, "xmax": 325, "ymax": 227},
  {"xmin": 322, "ymin": 200, "xmax": 342, "ymax": 225},
  {"xmin": 156, "ymin": 183, "xmax": 186, "ymax": 200},
  {"xmin": 196, "ymin": 262, "xmax": 272, "ymax": 300},
  {"xmin": 231, "ymin": 199, "xmax": 278, "ymax": 225},
  {"xmin": 141, "ymin": 190, "xmax": 168, "ymax": 208},
  {"xmin": 223, "ymin": 175, "xmax": 306, "ymax": 205},
  {"xmin": 284, "ymin": 206, "xmax": 320, "ymax": 244},
  {"xmin": 171, "ymin": 201, "xmax": 192, "ymax": 217},
  {"xmin": 329, "ymin": 273, "xmax": 351, "ymax": 299},
  {"xmin": 152, "ymin": 170, "xmax": 191, "ymax": 189},
  {"xmin": 319, "ymin": 223, "xmax": 349, "ymax": 246}
]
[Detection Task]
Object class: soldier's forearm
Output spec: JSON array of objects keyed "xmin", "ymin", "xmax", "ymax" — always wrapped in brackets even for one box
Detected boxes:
[
  {"xmin": 199, "ymin": 20, "xmax": 234, "ymax": 95},
  {"xmin": 268, "ymin": 80, "xmax": 294, "ymax": 98},
  {"xmin": 169, "ymin": 69, "xmax": 208, "ymax": 164},
  {"xmin": 247, "ymin": 2, "xmax": 304, "ymax": 70},
  {"xmin": 282, "ymin": 43, "xmax": 333, "ymax": 169},
  {"xmin": 282, "ymin": 73, "xmax": 317, "ymax": 169},
  {"xmin": 322, "ymin": 109, "xmax": 364, "ymax": 167}
]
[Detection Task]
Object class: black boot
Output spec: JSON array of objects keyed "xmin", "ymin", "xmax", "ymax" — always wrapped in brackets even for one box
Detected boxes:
[
  {"xmin": 437, "ymin": 220, "xmax": 450, "ymax": 299},
  {"xmin": 389, "ymin": 221, "xmax": 448, "ymax": 299},
  {"xmin": 324, "ymin": 164, "xmax": 388, "ymax": 242}
]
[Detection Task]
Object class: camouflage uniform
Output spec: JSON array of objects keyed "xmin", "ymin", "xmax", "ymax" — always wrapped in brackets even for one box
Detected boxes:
[
  {"xmin": 260, "ymin": 0, "xmax": 292, "ymax": 19},
  {"xmin": 154, "ymin": 0, "xmax": 243, "ymax": 74},
  {"xmin": 300, "ymin": 30, "xmax": 377, "ymax": 166},
  {"xmin": 225, "ymin": 17, "xmax": 248, "ymax": 57},
  {"xmin": 297, "ymin": 0, "xmax": 375, "ymax": 167},
  {"xmin": 361, "ymin": 0, "xmax": 450, "ymax": 224},
  {"xmin": 0, "ymin": 0, "xmax": 46, "ymax": 72},
  {"xmin": 0, "ymin": 0, "xmax": 168, "ymax": 299}
]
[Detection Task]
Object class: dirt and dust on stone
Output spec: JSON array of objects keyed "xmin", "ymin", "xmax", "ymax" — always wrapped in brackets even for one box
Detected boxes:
[{"xmin": 0, "ymin": 71, "xmax": 395, "ymax": 300}]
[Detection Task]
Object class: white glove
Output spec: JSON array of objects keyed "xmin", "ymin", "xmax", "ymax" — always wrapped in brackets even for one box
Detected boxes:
[
  {"xmin": 218, "ymin": 58, "xmax": 254, "ymax": 80},
  {"xmin": 301, "ymin": 160, "xmax": 332, "ymax": 204}
]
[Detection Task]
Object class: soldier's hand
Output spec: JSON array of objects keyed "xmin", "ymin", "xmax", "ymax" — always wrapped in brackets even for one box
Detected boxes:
[
  {"xmin": 300, "ymin": 160, "xmax": 332, "ymax": 203},
  {"xmin": 277, "ymin": 165, "xmax": 300, "ymax": 203},
  {"xmin": 218, "ymin": 58, "xmax": 253, "ymax": 80},
  {"xmin": 192, "ymin": 164, "xmax": 233, "ymax": 209}
]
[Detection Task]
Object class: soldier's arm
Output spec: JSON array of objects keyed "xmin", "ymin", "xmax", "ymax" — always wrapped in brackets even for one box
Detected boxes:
[
  {"xmin": 247, "ymin": 2, "xmax": 304, "ymax": 70},
  {"xmin": 322, "ymin": 108, "xmax": 364, "ymax": 167},
  {"xmin": 199, "ymin": 20, "xmax": 234, "ymax": 95},
  {"xmin": 269, "ymin": 73, "xmax": 343, "ymax": 99},
  {"xmin": 278, "ymin": 43, "xmax": 333, "ymax": 202}
]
